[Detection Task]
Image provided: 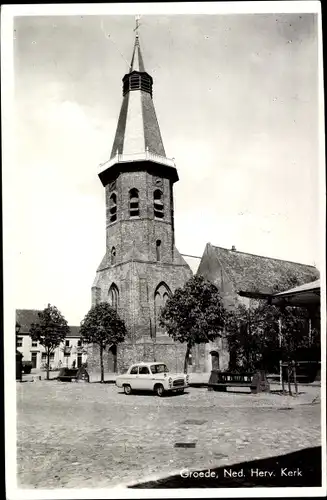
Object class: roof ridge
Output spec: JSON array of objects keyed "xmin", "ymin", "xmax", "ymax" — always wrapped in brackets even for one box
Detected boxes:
[{"xmin": 211, "ymin": 244, "xmax": 318, "ymax": 269}]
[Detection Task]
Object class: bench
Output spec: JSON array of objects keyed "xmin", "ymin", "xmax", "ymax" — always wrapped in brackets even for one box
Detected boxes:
[{"xmin": 208, "ymin": 370, "xmax": 270, "ymax": 394}]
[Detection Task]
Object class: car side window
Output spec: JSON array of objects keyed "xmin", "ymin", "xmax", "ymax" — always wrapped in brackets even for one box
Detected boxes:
[
  {"xmin": 139, "ymin": 366, "xmax": 150, "ymax": 375},
  {"xmin": 130, "ymin": 366, "xmax": 138, "ymax": 375}
]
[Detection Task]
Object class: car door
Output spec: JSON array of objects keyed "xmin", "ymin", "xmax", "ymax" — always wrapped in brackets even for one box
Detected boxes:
[
  {"xmin": 137, "ymin": 365, "xmax": 151, "ymax": 390},
  {"xmin": 128, "ymin": 365, "xmax": 139, "ymax": 389}
]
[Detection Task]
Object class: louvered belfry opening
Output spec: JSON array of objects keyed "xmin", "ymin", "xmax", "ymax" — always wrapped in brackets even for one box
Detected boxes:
[
  {"xmin": 123, "ymin": 71, "xmax": 153, "ymax": 97},
  {"xmin": 129, "ymin": 188, "xmax": 140, "ymax": 218},
  {"xmin": 154, "ymin": 189, "xmax": 164, "ymax": 219}
]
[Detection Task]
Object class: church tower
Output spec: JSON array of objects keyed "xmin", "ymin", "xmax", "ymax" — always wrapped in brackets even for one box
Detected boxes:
[{"xmin": 90, "ymin": 27, "xmax": 192, "ymax": 373}]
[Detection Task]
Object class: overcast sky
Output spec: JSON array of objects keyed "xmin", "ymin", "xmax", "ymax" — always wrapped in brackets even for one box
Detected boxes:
[{"xmin": 10, "ymin": 8, "xmax": 322, "ymax": 325}]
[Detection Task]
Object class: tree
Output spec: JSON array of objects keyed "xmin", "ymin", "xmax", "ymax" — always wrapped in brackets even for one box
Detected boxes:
[
  {"xmin": 226, "ymin": 300, "xmax": 317, "ymax": 373},
  {"xmin": 80, "ymin": 302, "xmax": 127, "ymax": 382},
  {"xmin": 160, "ymin": 276, "xmax": 227, "ymax": 373},
  {"xmin": 29, "ymin": 304, "xmax": 70, "ymax": 380}
]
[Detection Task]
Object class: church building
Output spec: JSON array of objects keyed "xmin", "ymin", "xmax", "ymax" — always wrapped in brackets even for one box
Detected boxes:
[
  {"xmin": 88, "ymin": 30, "xmax": 196, "ymax": 374},
  {"xmin": 87, "ymin": 29, "xmax": 319, "ymax": 376}
]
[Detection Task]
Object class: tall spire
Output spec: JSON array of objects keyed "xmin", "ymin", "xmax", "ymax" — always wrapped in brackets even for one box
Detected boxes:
[
  {"xmin": 109, "ymin": 22, "xmax": 166, "ymax": 160},
  {"xmin": 98, "ymin": 21, "xmax": 179, "ymax": 187}
]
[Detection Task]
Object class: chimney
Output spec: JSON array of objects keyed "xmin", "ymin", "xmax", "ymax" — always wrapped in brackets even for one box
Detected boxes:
[{"xmin": 231, "ymin": 245, "xmax": 236, "ymax": 252}]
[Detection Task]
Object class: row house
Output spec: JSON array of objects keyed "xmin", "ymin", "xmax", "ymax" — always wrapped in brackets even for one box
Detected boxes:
[{"xmin": 15, "ymin": 309, "xmax": 87, "ymax": 370}]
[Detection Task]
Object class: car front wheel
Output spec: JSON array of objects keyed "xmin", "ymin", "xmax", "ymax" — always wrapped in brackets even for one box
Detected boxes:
[
  {"xmin": 154, "ymin": 384, "xmax": 164, "ymax": 397},
  {"xmin": 123, "ymin": 384, "xmax": 132, "ymax": 395}
]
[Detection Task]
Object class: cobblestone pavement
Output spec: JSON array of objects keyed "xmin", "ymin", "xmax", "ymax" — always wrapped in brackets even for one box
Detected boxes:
[{"xmin": 16, "ymin": 382, "xmax": 321, "ymax": 489}]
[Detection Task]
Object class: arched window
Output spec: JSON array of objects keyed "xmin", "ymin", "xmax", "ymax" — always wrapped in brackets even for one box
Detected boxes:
[
  {"xmin": 108, "ymin": 284, "xmax": 119, "ymax": 310},
  {"xmin": 110, "ymin": 193, "xmax": 117, "ymax": 223},
  {"xmin": 156, "ymin": 239, "xmax": 161, "ymax": 261},
  {"xmin": 111, "ymin": 247, "xmax": 116, "ymax": 265},
  {"xmin": 129, "ymin": 188, "xmax": 139, "ymax": 217},
  {"xmin": 163, "ymin": 292, "xmax": 169, "ymax": 306},
  {"xmin": 154, "ymin": 282, "xmax": 172, "ymax": 337},
  {"xmin": 153, "ymin": 190, "xmax": 164, "ymax": 219}
]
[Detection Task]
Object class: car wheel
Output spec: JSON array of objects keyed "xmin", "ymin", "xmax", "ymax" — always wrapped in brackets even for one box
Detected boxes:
[
  {"xmin": 154, "ymin": 384, "xmax": 164, "ymax": 397},
  {"xmin": 123, "ymin": 384, "xmax": 132, "ymax": 395}
]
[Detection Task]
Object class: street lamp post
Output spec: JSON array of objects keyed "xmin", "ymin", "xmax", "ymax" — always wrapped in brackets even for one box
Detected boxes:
[{"xmin": 16, "ymin": 322, "xmax": 23, "ymax": 381}]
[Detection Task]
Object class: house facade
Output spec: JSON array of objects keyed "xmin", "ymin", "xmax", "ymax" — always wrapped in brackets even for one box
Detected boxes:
[{"xmin": 15, "ymin": 309, "xmax": 87, "ymax": 370}]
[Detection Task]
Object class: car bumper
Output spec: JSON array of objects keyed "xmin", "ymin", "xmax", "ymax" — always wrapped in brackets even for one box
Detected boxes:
[{"xmin": 167, "ymin": 384, "xmax": 188, "ymax": 391}]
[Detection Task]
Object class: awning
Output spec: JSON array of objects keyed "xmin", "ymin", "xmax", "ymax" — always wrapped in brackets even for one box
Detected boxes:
[{"xmin": 271, "ymin": 279, "xmax": 320, "ymax": 308}]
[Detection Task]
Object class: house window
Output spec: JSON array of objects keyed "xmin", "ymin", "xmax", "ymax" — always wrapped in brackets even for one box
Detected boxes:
[
  {"xmin": 77, "ymin": 340, "xmax": 82, "ymax": 347},
  {"xmin": 31, "ymin": 340, "xmax": 38, "ymax": 347},
  {"xmin": 42, "ymin": 353, "xmax": 54, "ymax": 360},
  {"xmin": 111, "ymin": 247, "xmax": 116, "ymax": 265},
  {"xmin": 110, "ymin": 193, "xmax": 117, "ymax": 223},
  {"xmin": 154, "ymin": 190, "xmax": 164, "ymax": 218},
  {"xmin": 109, "ymin": 283, "xmax": 119, "ymax": 310},
  {"xmin": 129, "ymin": 188, "xmax": 139, "ymax": 217},
  {"xmin": 17, "ymin": 337, "xmax": 23, "ymax": 347},
  {"xmin": 156, "ymin": 239, "xmax": 161, "ymax": 261},
  {"xmin": 65, "ymin": 340, "xmax": 70, "ymax": 347}
]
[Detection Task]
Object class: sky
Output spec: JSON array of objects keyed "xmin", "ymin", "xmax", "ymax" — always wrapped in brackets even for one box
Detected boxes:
[{"xmin": 7, "ymin": 6, "xmax": 323, "ymax": 325}]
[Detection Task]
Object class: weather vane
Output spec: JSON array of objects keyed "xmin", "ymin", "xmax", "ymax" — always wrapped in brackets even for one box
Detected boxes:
[{"xmin": 134, "ymin": 15, "xmax": 142, "ymax": 37}]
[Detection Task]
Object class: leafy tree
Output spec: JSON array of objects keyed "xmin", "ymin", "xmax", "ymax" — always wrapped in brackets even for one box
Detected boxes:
[
  {"xmin": 80, "ymin": 302, "xmax": 127, "ymax": 382},
  {"xmin": 226, "ymin": 300, "xmax": 319, "ymax": 373},
  {"xmin": 29, "ymin": 304, "xmax": 70, "ymax": 380},
  {"xmin": 160, "ymin": 276, "xmax": 226, "ymax": 373}
]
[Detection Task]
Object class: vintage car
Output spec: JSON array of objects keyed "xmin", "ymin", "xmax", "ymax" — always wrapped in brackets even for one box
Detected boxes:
[{"xmin": 115, "ymin": 362, "xmax": 189, "ymax": 396}]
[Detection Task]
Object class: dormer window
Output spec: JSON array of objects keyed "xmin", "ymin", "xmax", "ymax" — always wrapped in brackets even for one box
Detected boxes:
[
  {"xmin": 129, "ymin": 188, "xmax": 139, "ymax": 217},
  {"xmin": 154, "ymin": 190, "xmax": 164, "ymax": 219},
  {"xmin": 110, "ymin": 193, "xmax": 117, "ymax": 223}
]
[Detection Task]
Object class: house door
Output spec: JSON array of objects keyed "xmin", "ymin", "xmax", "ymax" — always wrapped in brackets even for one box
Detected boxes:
[
  {"xmin": 108, "ymin": 345, "xmax": 117, "ymax": 373},
  {"xmin": 77, "ymin": 354, "xmax": 82, "ymax": 368},
  {"xmin": 31, "ymin": 352, "xmax": 37, "ymax": 369},
  {"xmin": 210, "ymin": 351, "xmax": 220, "ymax": 371}
]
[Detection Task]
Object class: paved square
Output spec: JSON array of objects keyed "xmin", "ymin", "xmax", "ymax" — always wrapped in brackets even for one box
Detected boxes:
[{"xmin": 16, "ymin": 381, "xmax": 321, "ymax": 488}]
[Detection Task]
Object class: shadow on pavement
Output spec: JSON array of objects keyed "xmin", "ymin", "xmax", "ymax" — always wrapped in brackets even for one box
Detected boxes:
[
  {"xmin": 129, "ymin": 446, "xmax": 321, "ymax": 488},
  {"xmin": 116, "ymin": 390, "xmax": 190, "ymax": 397}
]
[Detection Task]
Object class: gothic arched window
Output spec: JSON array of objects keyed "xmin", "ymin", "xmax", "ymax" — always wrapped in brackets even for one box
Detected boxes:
[
  {"xmin": 153, "ymin": 190, "xmax": 164, "ymax": 219},
  {"xmin": 111, "ymin": 247, "xmax": 116, "ymax": 265},
  {"xmin": 108, "ymin": 284, "xmax": 119, "ymax": 310},
  {"xmin": 110, "ymin": 193, "xmax": 117, "ymax": 223},
  {"xmin": 154, "ymin": 282, "xmax": 172, "ymax": 337},
  {"xmin": 156, "ymin": 239, "xmax": 161, "ymax": 261},
  {"xmin": 129, "ymin": 188, "xmax": 139, "ymax": 218}
]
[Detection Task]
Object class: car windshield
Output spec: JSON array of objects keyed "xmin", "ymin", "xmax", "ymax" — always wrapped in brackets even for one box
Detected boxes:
[{"xmin": 150, "ymin": 364, "xmax": 169, "ymax": 374}]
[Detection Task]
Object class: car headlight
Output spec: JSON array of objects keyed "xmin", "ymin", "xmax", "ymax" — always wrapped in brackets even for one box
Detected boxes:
[
  {"xmin": 168, "ymin": 377, "xmax": 172, "ymax": 386},
  {"xmin": 185, "ymin": 375, "xmax": 189, "ymax": 384}
]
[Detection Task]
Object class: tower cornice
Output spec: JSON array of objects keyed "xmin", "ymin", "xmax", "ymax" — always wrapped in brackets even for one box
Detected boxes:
[{"xmin": 98, "ymin": 158, "xmax": 179, "ymax": 187}]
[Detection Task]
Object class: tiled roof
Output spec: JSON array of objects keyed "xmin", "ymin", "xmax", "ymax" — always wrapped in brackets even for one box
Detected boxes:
[
  {"xmin": 15, "ymin": 309, "xmax": 80, "ymax": 337},
  {"xmin": 16, "ymin": 309, "xmax": 40, "ymax": 333},
  {"xmin": 211, "ymin": 245, "xmax": 319, "ymax": 294}
]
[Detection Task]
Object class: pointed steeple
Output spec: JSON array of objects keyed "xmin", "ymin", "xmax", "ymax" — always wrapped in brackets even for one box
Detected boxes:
[
  {"xmin": 99, "ymin": 27, "xmax": 178, "ymax": 186},
  {"xmin": 129, "ymin": 34, "xmax": 145, "ymax": 73}
]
